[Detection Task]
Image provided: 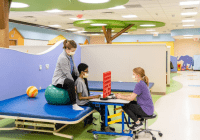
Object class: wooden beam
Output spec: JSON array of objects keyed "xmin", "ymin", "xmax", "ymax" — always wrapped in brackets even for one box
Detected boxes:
[
  {"xmin": 107, "ymin": 28, "xmax": 112, "ymax": 44},
  {"xmin": 111, "ymin": 24, "xmax": 134, "ymax": 41},
  {"xmin": 102, "ymin": 26, "xmax": 110, "ymax": 44},
  {"xmin": 0, "ymin": 0, "xmax": 12, "ymax": 48},
  {"xmin": 0, "ymin": 0, "xmax": 6, "ymax": 29}
]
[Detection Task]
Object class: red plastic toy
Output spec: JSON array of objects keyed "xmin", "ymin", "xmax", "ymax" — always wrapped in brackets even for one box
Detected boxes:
[{"xmin": 103, "ymin": 71, "xmax": 111, "ymax": 98}]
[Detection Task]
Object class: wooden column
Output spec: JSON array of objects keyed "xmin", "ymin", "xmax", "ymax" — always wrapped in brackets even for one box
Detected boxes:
[
  {"xmin": 102, "ymin": 24, "xmax": 134, "ymax": 44},
  {"xmin": 0, "ymin": 0, "xmax": 12, "ymax": 48},
  {"xmin": 107, "ymin": 28, "xmax": 112, "ymax": 44}
]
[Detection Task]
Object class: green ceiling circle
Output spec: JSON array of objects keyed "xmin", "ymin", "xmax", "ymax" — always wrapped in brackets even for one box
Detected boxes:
[
  {"xmin": 11, "ymin": 0, "xmax": 129, "ymax": 11},
  {"xmin": 73, "ymin": 19, "xmax": 165, "ymax": 32},
  {"xmin": 84, "ymin": 26, "xmax": 137, "ymax": 33},
  {"xmin": 73, "ymin": 19, "xmax": 127, "ymax": 28}
]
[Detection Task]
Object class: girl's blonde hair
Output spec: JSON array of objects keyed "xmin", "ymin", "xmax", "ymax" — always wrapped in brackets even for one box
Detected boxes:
[{"xmin": 133, "ymin": 67, "xmax": 149, "ymax": 87}]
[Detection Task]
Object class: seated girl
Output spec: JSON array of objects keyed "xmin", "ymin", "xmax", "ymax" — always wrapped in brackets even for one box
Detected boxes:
[{"xmin": 116, "ymin": 67, "xmax": 154, "ymax": 130}]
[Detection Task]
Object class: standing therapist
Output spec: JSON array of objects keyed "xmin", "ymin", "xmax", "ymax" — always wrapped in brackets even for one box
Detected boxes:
[{"xmin": 52, "ymin": 39, "xmax": 84, "ymax": 110}]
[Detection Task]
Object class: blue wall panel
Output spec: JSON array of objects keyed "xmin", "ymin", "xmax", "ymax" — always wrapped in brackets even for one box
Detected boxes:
[{"xmin": 0, "ymin": 41, "xmax": 81, "ymax": 101}]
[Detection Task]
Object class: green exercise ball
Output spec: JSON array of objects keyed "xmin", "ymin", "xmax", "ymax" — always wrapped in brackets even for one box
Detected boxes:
[{"xmin": 45, "ymin": 85, "xmax": 71, "ymax": 105}]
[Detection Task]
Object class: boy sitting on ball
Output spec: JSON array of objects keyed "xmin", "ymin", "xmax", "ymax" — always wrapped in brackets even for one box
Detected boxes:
[{"xmin": 75, "ymin": 63, "xmax": 115, "ymax": 132}]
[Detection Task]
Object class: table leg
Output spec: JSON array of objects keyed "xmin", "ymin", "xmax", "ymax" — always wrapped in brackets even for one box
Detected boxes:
[
  {"xmin": 114, "ymin": 105, "xmax": 116, "ymax": 114},
  {"xmin": 122, "ymin": 111, "xmax": 124, "ymax": 133},
  {"xmin": 105, "ymin": 105, "xmax": 108, "ymax": 127}
]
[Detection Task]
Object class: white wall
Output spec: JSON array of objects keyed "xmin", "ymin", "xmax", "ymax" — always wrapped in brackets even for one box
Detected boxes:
[
  {"xmin": 81, "ymin": 44, "xmax": 167, "ymax": 93},
  {"xmin": 167, "ymin": 46, "xmax": 171, "ymax": 86},
  {"xmin": 24, "ymin": 39, "xmax": 49, "ymax": 46},
  {"xmin": 9, "ymin": 46, "xmax": 52, "ymax": 54}
]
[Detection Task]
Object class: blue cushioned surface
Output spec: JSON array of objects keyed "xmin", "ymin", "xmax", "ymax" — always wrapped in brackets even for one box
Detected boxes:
[
  {"xmin": 88, "ymin": 81, "xmax": 154, "ymax": 92},
  {"xmin": 0, "ymin": 90, "xmax": 93, "ymax": 122}
]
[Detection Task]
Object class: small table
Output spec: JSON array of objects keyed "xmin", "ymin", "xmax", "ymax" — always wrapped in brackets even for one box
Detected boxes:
[{"xmin": 89, "ymin": 94, "xmax": 133, "ymax": 140}]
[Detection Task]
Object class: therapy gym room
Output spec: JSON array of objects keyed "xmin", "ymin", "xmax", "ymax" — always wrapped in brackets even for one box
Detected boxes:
[{"xmin": 1, "ymin": 0, "xmax": 200, "ymax": 140}]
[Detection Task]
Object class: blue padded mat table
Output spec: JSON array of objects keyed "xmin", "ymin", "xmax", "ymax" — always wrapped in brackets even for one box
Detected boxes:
[
  {"xmin": 88, "ymin": 81, "xmax": 154, "ymax": 92},
  {"xmin": 0, "ymin": 90, "xmax": 93, "ymax": 122}
]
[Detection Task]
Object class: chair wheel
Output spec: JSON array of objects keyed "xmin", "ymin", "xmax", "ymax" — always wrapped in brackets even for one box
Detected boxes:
[
  {"xmin": 135, "ymin": 135, "xmax": 138, "ymax": 139},
  {"xmin": 152, "ymin": 137, "xmax": 156, "ymax": 140},
  {"xmin": 93, "ymin": 134, "xmax": 98, "ymax": 140},
  {"xmin": 159, "ymin": 132, "xmax": 163, "ymax": 137}
]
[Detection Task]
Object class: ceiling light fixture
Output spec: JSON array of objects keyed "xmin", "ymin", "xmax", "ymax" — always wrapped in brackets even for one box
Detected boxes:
[
  {"xmin": 91, "ymin": 34, "xmax": 100, "ymax": 35},
  {"xmin": 91, "ymin": 23, "xmax": 107, "ymax": 26},
  {"xmin": 181, "ymin": 12, "xmax": 197, "ymax": 16},
  {"xmin": 151, "ymin": 32, "xmax": 159, "ymax": 34},
  {"xmin": 183, "ymin": 25, "xmax": 194, "ymax": 27},
  {"xmin": 77, "ymin": 31, "xmax": 87, "ymax": 33},
  {"xmin": 108, "ymin": 5, "xmax": 126, "ymax": 9},
  {"xmin": 122, "ymin": 15, "xmax": 137, "ymax": 18},
  {"xmin": 69, "ymin": 18, "xmax": 85, "ymax": 21},
  {"xmin": 48, "ymin": 25, "xmax": 61, "ymax": 27},
  {"xmin": 146, "ymin": 29, "xmax": 156, "ymax": 31},
  {"xmin": 182, "ymin": 19, "xmax": 196, "ymax": 22},
  {"xmin": 67, "ymin": 28, "xmax": 78, "ymax": 31},
  {"xmin": 180, "ymin": 1, "xmax": 200, "ymax": 6},
  {"xmin": 11, "ymin": 2, "xmax": 29, "ymax": 8},
  {"xmin": 101, "ymin": 30, "xmax": 115, "ymax": 32},
  {"xmin": 140, "ymin": 24, "xmax": 155, "ymax": 27},
  {"xmin": 45, "ymin": 9, "xmax": 63, "ymax": 13},
  {"xmin": 78, "ymin": 0, "xmax": 110, "ymax": 4}
]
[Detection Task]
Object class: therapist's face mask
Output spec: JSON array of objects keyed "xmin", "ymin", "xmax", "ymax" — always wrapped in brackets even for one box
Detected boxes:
[
  {"xmin": 66, "ymin": 48, "xmax": 76, "ymax": 56},
  {"xmin": 68, "ymin": 51, "xmax": 75, "ymax": 56}
]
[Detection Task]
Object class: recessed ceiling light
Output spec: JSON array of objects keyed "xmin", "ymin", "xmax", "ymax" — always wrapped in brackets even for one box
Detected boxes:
[
  {"xmin": 146, "ymin": 29, "xmax": 155, "ymax": 31},
  {"xmin": 122, "ymin": 15, "xmax": 137, "ymax": 18},
  {"xmin": 183, "ymin": 35, "xmax": 193, "ymax": 36},
  {"xmin": 184, "ymin": 37, "xmax": 193, "ymax": 39},
  {"xmin": 69, "ymin": 18, "xmax": 85, "ymax": 21},
  {"xmin": 151, "ymin": 32, "xmax": 159, "ymax": 34},
  {"xmin": 78, "ymin": 0, "xmax": 110, "ymax": 4},
  {"xmin": 67, "ymin": 28, "xmax": 78, "ymax": 31},
  {"xmin": 101, "ymin": 30, "xmax": 115, "ymax": 32},
  {"xmin": 48, "ymin": 25, "xmax": 61, "ymax": 27},
  {"xmin": 122, "ymin": 33, "xmax": 129, "ymax": 35},
  {"xmin": 77, "ymin": 31, "xmax": 87, "ymax": 33},
  {"xmin": 140, "ymin": 24, "xmax": 155, "ymax": 27},
  {"xmin": 11, "ymin": 2, "xmax": 29, "ymax": 8},
  {"xmin": 82, "ymin": 21, "xmax": 91, "ymax": 23},
  {"xmin": 108, "ymin": 5, "xmax": 126, "ymax": 9},
  {"xmin": 180, "ymin": 1, "xmax": 200, "ymax": 6},
  {"xmin": 181, "ymin": 12, "xmax": 197, "ymax": 16},
  {"xmin": 183, "ymin": 25, "xmax": 194, "ymax": 27},
  {"xmin": 91, "ymin": 24, "xmax": 107, "ymax": 26},
  {"xmin": 91, "ymin": 34, "xmax": 100, "ymax": 35},
  {"xmin": 45, "ymin": 9, "xmax": 63, "ymax": 13},
  {"xmin": 182, "ymin": 19, "xmax": 196, "ymax": 22}
]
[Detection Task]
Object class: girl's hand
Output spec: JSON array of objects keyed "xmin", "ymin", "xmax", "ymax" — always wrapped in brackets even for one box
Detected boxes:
[{"xmin": 116, "ymin": 93, "xmax": 122, "ymax": 99}]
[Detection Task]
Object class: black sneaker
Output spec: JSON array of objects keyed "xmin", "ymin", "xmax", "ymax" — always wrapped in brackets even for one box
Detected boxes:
[
  {"xmin": 109, "ymin": 126, "xmax": 115, "ymax": 131},
  {"xmin": 130, "ymin": 122, "xmax": 143, "ymax": 131}
]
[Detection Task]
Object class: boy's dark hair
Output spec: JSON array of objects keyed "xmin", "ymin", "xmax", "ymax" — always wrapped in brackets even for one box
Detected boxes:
[
  {"xmin": 78, "ymin": 63, "xmax": 88, "ymax": 74},
  {"xmin": 63, "ymin": 39, "xmax": 77, "ymax": 49}
]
